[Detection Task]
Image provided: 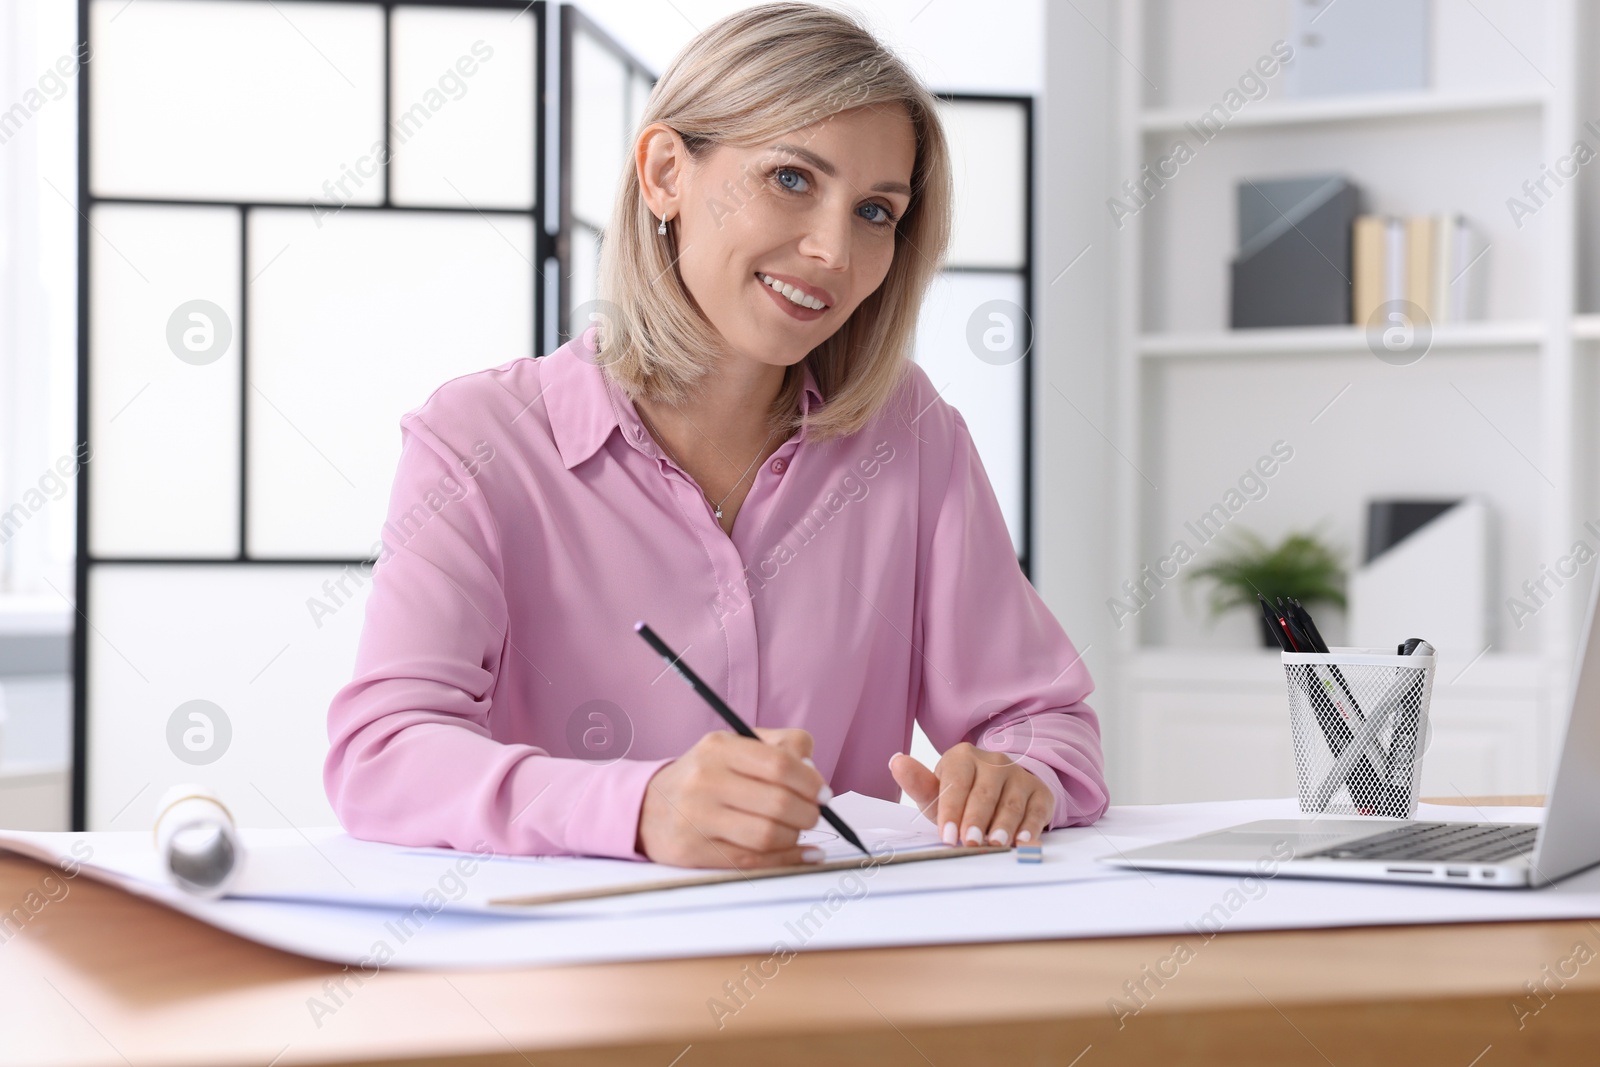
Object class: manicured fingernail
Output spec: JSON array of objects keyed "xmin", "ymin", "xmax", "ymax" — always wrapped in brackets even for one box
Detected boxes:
[
  {"xmin": 816, "ymin": 783, "xmax": 833, "ymax": 804},
  {"xmin": 801, "ymin": 757, "xmax": 815, "ymax": 767},
  {"xmin": 988, "ymin": 827, "xmax": 1010, "ymax": 847},
  {"xmin": 1017, "ymin": 830, "xmax": 1032, "ymax": 843},
  {"xmin": 887, "ymin": 751, "xmax": 903, "ymax": 767},
  {"xmin": 942, "ymin": 821, "xmax": 958, "ymax": 846},
  {"xmin": 964, "ymin": 825, "xmax": 984, "ymax": 845},
  {"xmin": 801, "ymin": 847, "xmax": 826, "ymax": 863}
]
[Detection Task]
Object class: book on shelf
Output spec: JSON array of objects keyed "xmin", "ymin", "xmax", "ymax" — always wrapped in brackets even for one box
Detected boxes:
[
  {"xmin": 1384, "ymin": 217, "xmax": 1405, "ymax": 304},
  {"xmin": 1405, "ymin": 216, "xmax": 1436, "ymax": 322},
  {"xmin": 1229, "ymin": 175, "xmax": 1361, "ymax": 329},
  {"xmin": 1352, "ymin": 213, "xmax": 1487, "ymax": 328}
]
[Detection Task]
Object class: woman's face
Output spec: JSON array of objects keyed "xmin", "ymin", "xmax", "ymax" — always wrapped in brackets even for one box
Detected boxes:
[{"xmin": 651, "ymin": 103, "xmax": 917, "ymax": 372}]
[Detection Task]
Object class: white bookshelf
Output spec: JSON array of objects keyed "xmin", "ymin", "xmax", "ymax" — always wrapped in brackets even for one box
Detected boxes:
[
  {"xmin": 1129, "ymin": 647, "xmax": 1542, "ymax": 687},
  {"xmin": 1138, "ymin": 319, "xmax": 1546, "ymax": 359},
  {"xmin": 1124, "ymin": 647, "xmax": 1549, "ymax": 803},
  {"xmin": 1139, "ymin": 86, "xmax": 1547, "ymax": 134},
  {"xmin": 1103, "ymin": 0, "xmax": 1582, "ymax": 802}
]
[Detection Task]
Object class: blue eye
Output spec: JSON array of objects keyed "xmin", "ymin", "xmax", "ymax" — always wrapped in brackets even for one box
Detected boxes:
[
  {"xmin": 860, "ymin": 202, "xmax": 897, "ymax": 226},
  {"xmin": 776, "ymin": 166, "xmax": 807, "ymax": 192}
]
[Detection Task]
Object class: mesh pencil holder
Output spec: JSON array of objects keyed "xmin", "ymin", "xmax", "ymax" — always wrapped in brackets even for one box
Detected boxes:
[{"xmin": 1281, "ymin": 647, "xmax": 1436, "ymax": 819}]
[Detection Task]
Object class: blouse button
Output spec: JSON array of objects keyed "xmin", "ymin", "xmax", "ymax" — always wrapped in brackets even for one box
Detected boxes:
[{"xmin": 770, "ymin": 457, "xmax": 787, "ymax": 475}]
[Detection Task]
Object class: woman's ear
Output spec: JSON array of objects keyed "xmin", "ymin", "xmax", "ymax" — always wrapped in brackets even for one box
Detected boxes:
[{"xmin": 637, "ymin": 121, "xmax": 687, "ymax": 222}]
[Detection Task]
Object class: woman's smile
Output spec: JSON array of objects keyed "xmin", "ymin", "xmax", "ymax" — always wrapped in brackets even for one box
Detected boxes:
[{"xmin": 754, "ymin": 271, "xmax": 831, "ymax": 322}]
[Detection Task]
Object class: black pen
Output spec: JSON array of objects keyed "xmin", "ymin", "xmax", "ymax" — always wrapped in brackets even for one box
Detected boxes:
[
  {"xmin": 1287, "ymin": 599, "xmax": 1329, "ymax": 654},
  {"xmin": 1289, "ymin": 598, "xmax": 1379, "ymax": 735},
  {"xmin": 1277, "ymin": 597, "xmax": 1319, "ymax": 656},
  {"xmin": 634, "ymin": 621, "xmax": 871, "ymax": 857},
  {"xmin": 1260, "ymin": 594, "xmax": 1294, "ymax": 650}
]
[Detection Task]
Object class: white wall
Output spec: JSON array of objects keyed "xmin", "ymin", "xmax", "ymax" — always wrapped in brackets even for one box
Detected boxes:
[
  {"xmin": 570, "ymin": 0, "xmax": 1041, "ymax": 92},
  {"xmin": 1036, "ymin": 0, "xmax": 1123, "ymax": 794}
]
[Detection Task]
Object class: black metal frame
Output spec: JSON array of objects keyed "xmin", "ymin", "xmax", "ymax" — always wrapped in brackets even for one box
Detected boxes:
[{"xmin": 72, "ymin": 0, "xmax": 549, "ymax": 830}]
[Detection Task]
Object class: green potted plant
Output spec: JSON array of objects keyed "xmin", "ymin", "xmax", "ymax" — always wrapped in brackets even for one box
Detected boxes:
[{"xmin": 1187, "ymin": 528, "xmax": 1347, "ymax": 647}]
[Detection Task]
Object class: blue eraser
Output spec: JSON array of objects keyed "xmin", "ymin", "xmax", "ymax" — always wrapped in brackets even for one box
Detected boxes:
[{"xmin": 1016, "ymin": 844, "xmax": 1043, "ymax": 864}]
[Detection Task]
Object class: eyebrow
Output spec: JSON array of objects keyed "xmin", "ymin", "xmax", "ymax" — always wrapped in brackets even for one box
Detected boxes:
[{"xmin": 768, "ymin": 143, "xmax": 913, "ymax": 197}]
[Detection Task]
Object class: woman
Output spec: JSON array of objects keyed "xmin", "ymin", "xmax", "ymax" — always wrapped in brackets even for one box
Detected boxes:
[{"xmin": 323, "ymin": 1, "xmax": 1108, "ymax": 869}]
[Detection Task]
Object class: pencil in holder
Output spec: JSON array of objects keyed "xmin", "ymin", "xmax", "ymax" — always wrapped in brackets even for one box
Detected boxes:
[{"xmin": 1281, "ymin": 647, "xmax": 1436, "ymax": 818}]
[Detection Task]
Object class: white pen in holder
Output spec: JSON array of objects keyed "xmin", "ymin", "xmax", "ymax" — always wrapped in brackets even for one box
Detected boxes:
[
  {"xmin": 1280, "ymin": 647, "xmax": 1436, "ymax": 819},
  {"xmin": 152, "ymin": 784, "xmax": 245, "ymax": 898}
]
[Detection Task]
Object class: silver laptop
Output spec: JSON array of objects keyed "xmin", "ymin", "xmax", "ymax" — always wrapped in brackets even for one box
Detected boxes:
[{"xmin": 1100, "ymin": 574, "xmax": 1600, "ymax": 890}]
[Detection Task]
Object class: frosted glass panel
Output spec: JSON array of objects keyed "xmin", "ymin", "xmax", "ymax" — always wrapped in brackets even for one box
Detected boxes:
[
  {"xmin": 913, "ymin": 271, "xmax": 1027, "ymax": 554},
  {"xmin": 571, "ymin": 31, "xmax": 628, "ymax": 227},
  {"xmin": 86, "ymin": 564, "xmax": 368, "ymax": 830},
  {"xmin": 89, "ymin": 205, "xmax": 241, "ymax": 557},
  {"xmin": 246, "ymin": 207, "xmax": 534, "ymax": 557},
  {"xmin": 567, "ymin": 222, "xmax": 601, "ymax": 329},
  {"xmin": 628, "ymin": 69, "xmax": 654, "ymax": 139},
  {"xmin": 938, "ymin": 99, "xmax": 1026, "ymax": 270},
  {"xmin": 389, "ymin": 5, "xmax": 537, "ymax": 209},
  {"xmin": 89, "ymin": 0, "xmax": 385, "ymax": 203}
]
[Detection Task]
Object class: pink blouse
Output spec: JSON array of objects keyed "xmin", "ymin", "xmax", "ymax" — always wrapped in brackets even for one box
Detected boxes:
[{"xmin": 323, "ymin": 326, "xmax": 1109, "ymax": 859}]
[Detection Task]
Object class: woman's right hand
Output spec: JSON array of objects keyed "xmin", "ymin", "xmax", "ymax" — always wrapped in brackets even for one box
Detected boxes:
[{"xmin": 635, "ymin": 727, "xmax": 832, "ymax": 868}]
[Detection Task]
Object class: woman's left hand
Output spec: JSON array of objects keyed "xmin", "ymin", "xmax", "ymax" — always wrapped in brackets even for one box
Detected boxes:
[{"xmin": 889, "ymin": 744, "xmax": 1053, "ymax": 849}]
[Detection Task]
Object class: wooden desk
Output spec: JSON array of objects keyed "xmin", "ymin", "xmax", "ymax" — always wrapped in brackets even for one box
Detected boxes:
[{"xmin": 3, "ymin": 797, "xmax": 1596, "ymax": 1066}]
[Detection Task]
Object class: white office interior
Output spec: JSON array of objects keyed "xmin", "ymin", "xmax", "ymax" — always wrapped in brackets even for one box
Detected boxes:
[{"xmin": 0, "ymin": 0, "xmax": 1587, "ymax": 834}]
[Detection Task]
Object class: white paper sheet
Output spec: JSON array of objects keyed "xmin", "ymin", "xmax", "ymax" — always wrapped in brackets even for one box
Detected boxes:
[
  {"xmin": 0, "ymin": 792, "xmax": 1133, "ymax": 920},
  {"xmin": 5, "ymin": 796, "xmax": 1592, "ymax": 972}
]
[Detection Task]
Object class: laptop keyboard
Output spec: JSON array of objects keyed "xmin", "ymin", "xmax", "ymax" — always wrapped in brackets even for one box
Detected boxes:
[{"xmin": 1306, "ymin": 822, "xmax": 1538, "ymax": 864}]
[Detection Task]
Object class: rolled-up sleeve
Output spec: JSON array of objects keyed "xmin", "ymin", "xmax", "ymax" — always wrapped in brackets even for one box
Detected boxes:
[
  {"xmin": 322, "ymin": 414, "xmax": 673, "ymax": 859},
  {"xmin": 912, "ymin": 408, "xmax": 1110, "ymax": 828}
]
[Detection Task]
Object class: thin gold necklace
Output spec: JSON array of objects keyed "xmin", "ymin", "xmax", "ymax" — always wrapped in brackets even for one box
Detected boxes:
[{"xmin": 636, "ymin": 403, "xmax": 778, "ymax": 521}]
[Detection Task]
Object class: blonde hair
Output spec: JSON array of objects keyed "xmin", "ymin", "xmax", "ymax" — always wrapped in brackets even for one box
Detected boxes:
[{"xmin": 593, "ymin": 1, "xmax": 953, "ymax": 443}]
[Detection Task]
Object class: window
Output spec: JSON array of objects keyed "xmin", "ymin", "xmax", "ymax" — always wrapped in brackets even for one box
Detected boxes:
[
  {"xmin": 75, "ymin": 0, "xmax": 545, "ymax": 830},
  {"xmin": 0, "ymin": 0, "xmax": 82, "ymax": 602}
]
